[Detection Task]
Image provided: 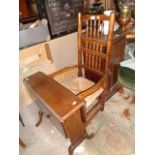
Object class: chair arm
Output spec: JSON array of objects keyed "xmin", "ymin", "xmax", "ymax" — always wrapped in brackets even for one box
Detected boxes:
[
  {"xmin": 77, "ymin": 76, "xmax": 107, "ymax": 100},
  {"xmin": 48, "ymin": 65, "xmax": 78, "ymax": 78}
]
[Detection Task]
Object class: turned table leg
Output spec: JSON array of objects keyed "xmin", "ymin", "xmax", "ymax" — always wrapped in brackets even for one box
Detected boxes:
[
  {"xmin": 68, "ymin": 145, "xmax": 74, "ymax": 155},
  {"xmin": 19, "ymin": 138, "xmax": 26, "ymax": 148},
  {"xmin": 35, "ymin": 110, "xmax": 44, "ymax": 127},
  {"xmin": 19, "ymin": 113, "xmax": 25, "ymax": 127},
  {"xmin": 68, "ymin": 131, "xmax": 94, "ymax": 155},
  {"xmin": 46, "ymin": 114, "xmax": 51, "ymax": 118},
  {"xmin": 85, "ymin": 132, "xmax": 94, "ymax": 139}
]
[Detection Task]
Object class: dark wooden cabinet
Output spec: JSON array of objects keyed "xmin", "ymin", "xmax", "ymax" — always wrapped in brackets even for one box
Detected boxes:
[
  {"xmin": 83, "ymin": 30, "xmax": 126, "ymax": 99},
  {"xmin": 19, "ymin": 0, "xmax": 40, "ymax": 23},
  {"xmin": 107, "ymin": 31, "xmax": 126, "ymax": 99}
]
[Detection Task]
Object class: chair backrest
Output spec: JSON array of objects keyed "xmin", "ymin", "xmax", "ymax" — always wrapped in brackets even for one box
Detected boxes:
[{"xmin": 77, "ymin": 12, "xmax": 115, "ymax": 82}]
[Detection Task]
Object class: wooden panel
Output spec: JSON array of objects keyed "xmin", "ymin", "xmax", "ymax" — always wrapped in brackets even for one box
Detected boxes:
[
  {"xmin": 106, "ymin": 34, "xmax": 126, "ymax": 99},
  {"xmin": 111, "ymin": 36, "xmax": 126, "ymax": 64},
  {"xmin": 64, "ymin": 109, "xmax": 85, "ymax": 144},
  {"xmin": 84, "ymin": 69, "xmax": 102, "ymax": 83},
  {"xmin": 109, "ymin": 35, "xmax": 126, "ymax": 88},
  {"xmin": 37, "ymin": 100, "xmax": 68, "ymax": 137},
  {"xmin": 24, "ymin": 71, "xmax": 86, "ymax": 146}
]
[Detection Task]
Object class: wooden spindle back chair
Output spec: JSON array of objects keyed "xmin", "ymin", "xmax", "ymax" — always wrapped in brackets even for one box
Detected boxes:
[
  {"xmin": 48, "ymin": 12, "xmax": 115, "ymax": 124},
  {"xmin": 24, "ymin": 12, "xmax": 116, "ymax": 155},
  {"xmin": 78, "ymin": 12, "xmax": 115, "ymax": 83}
]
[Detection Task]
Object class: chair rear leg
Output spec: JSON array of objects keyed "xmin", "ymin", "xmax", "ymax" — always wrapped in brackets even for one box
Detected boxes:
[{"xmin": 99, "ymin": 91, "xmax": 107, "ymax": 111}]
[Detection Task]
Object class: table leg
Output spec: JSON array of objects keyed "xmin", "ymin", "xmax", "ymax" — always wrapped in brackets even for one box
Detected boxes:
[
  {"xmin": 19, "ymin": 114, "xmax": 25, "ymax": 127},
  {"xmin": 19, "ymin": 138, "xmax": 26, "ymax": 148},
  {"xmin": 35, "ymin": 110, "xmax": 44, "ymax": 127},
  {"xmin": 68, "ymin": 131, "xmax": 94, "ymax": 155},
  {"xmin": 46, "ymin": 114, "xmax": 51, "ymax": 118}
]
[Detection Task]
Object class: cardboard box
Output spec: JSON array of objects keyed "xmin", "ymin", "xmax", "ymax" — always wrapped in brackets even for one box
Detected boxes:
[{"xmin": 19, "ymin": 24, "xmax": 50, "ymax": 49}]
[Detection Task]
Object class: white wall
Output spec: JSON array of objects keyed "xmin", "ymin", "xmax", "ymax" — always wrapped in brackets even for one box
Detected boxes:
[{"xmin": 48, "ymin": 32, "xmax": 78, "ymax": 70}]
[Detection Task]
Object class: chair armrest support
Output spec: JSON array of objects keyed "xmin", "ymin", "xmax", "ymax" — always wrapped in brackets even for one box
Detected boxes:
[{"xmin": 77, "ymin": 75, "xmax": 108, "ymax": 100}]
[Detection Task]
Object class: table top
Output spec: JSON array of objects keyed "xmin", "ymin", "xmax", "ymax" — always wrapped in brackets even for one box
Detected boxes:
[{"xmin": 24, "ymin": 72, "xmax": 84, "ymax": 121}]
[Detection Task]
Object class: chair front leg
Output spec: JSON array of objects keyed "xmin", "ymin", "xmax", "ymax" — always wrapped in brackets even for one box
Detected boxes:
[
  {"xmin": 99, "ymin": 96, "xmax": 105, "ymax": 111},
  {"xmin": 99, "ymin": 89, "xmax": 108, "ymax": 111}
]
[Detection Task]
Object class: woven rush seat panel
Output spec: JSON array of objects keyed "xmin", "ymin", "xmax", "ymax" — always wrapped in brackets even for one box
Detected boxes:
[{"xmin": 53, "ymin": 68, "xmax": 103, "ymax": 111}]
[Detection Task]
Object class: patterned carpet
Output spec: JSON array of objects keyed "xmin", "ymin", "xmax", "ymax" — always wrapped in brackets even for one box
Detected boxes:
[
  {"xmin": 19, "ymin": 88, "xmax": 135, "ymax": 155},
  {"xmin": 86, "ymin": 88, "xmax": 135, "ymax": 155}
]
